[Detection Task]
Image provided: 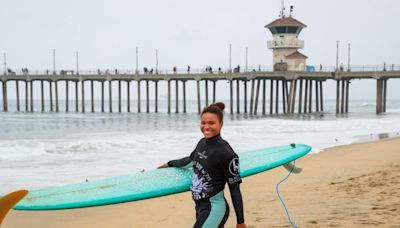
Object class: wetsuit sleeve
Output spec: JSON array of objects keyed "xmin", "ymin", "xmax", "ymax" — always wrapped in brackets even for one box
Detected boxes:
[
  {"xmin": 167, "ymin": 140, "xmax": 201, "ymax": 167},
  {"xmin": 223, "ymin": 152, "xmax": 244, "ymax": 224},
  {"xmin": 167, "ymin": 150, "xmax": 195, "ymax": 168},
  {"xmin": 229, "ymin": 183, "xmax": 245, "ymax": 224},
  {"xmin": 223, "ymin": 154, "xmax": 242, "ymax": 186}
]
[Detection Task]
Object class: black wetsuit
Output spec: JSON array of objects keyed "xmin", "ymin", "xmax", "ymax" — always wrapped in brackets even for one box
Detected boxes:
[{"xmin": 168, "ymin": 135, "xmax": 244, "ymax": 227}]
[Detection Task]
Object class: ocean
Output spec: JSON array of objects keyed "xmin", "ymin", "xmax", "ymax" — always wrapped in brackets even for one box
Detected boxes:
[{"xmin": 1, "ymin": 99, "xmax": 400, "ymax": 194}]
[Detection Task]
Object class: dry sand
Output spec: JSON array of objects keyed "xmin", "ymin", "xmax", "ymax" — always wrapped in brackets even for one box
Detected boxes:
[{"xmin": 3, "ymin": 138, "xmax": 400, "ymax": 228}]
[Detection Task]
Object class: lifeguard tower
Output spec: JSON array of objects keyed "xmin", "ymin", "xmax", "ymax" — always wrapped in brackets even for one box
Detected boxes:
[{"xmin": 266, "ymin": 1, "xmax": 307, "ymax": 71}]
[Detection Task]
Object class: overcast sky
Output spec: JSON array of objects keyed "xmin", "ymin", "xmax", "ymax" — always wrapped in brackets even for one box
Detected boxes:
[{"xmin": 1, "ymin": 0, "xmax": 399, "ymax": 100}]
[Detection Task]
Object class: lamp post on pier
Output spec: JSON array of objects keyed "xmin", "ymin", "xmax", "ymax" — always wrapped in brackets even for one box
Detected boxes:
[
  {"xmin": 3, "ymin": 52, "xmax": 6, "ymax": 75},
  {"xmin": 347, "ymin": 43, "xmax": 351, "ymax": 71},
  {"xmin": 76, "ymin": 52, "xmax": 79, "ymax": 75},
  {"xmin": 229, "ymin": 43, "xmax": 232, "ymax": 73},
  {"xmin": 52, "ymin": 49, "xmax": 56, "ymax": 75},
  {"xmin": 135, "ymin": 47, "xmax": 139, "ymax": 74},
  {"xmin": 245, "ymin": 47, "xmax": 248, "ymax": 72}
]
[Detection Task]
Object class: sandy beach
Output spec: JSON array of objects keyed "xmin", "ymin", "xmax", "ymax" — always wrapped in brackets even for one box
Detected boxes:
[{"xmin": 3, "ymin": 137, "xmax": 400, "ymax": 228}]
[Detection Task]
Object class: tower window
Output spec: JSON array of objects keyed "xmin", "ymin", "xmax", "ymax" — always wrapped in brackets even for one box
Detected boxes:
[
  {"xmin": 276, "ymin": 27, "xmax": 286, "ymax": 33},
  {"xmin": 273, "ymin": 26, "xmax": 299, "ymax": 34},
  {"xmin": 287, "ymin": 26, "xmax": 298, "ymax": 33}
]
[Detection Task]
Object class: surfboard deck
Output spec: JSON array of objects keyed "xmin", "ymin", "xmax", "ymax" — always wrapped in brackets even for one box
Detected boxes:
[
  {"xmin": 0, "ymin": 190, "xmax": 28, "ymax": 225},
  {"xmin": 14, "ymin": 144, "xmax": 311, "ymax": 210}
]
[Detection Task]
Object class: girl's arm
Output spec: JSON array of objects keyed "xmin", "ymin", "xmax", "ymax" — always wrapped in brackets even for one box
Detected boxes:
[{"xmin": 229, "ymin": 183, "xmax": 246, "ymax": 226}]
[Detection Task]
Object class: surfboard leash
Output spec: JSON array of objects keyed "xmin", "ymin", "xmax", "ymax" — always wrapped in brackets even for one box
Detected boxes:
[{"xmin": 276, "ymin": 160, "xmax": 298, "ymax": 228}]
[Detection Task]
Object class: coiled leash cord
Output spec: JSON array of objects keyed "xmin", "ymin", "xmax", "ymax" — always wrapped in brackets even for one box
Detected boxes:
[{"xmin": 276, "ymin": 160, "xmax": 298, "ymax": 228}]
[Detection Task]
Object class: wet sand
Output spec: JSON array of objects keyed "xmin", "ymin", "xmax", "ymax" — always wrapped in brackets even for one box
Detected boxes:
[{"xmin": 3, "ymin": 137, "xmax": 400, "ymax": 227}]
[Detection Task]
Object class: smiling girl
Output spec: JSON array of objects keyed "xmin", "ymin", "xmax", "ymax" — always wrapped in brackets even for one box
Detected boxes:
[{"xmin": 159, "ymin": 102, "xmax": 247, "ymax": 228}]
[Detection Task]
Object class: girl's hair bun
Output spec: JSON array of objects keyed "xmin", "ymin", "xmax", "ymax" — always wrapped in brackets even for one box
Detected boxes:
[{"xmin": 214, "ymin": 102, "xmax": 225, "ymax": 111}]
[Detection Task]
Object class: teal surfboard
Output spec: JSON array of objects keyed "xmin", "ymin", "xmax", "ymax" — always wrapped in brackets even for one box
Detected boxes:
[{"xmin": 14, "ymin": 144, "xmax": 311, "ymax": 210}]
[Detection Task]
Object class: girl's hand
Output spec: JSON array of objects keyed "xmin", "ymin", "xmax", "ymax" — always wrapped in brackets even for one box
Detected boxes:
[{"xmin": 157, "ymin": 163, "xmax": 169, "ymax": 169}]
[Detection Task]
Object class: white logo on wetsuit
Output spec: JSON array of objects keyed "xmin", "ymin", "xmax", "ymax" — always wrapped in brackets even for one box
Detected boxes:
[
  {"xmin": 229, "ymin": 158, "xmax": 240, "ymax": 176},
  {"xmin": 198, "ymin": 150, "xmax": 207, "ymax": 159},
  {"xmin": 191, "ymin": 173, "xmax": 209, "ymax": 200},
  {"xmin": 191, "ymin": 161, "xmax": 212, "ymax": 200}
]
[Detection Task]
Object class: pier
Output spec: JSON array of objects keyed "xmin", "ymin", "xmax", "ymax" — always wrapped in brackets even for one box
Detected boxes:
[
  {"xmin": 1, "ymin": 2, "xmax": 399, "ymax": 115},
  {"xmin": 1, "ymin": 67, "xmax": 399, "ymax": 115}
]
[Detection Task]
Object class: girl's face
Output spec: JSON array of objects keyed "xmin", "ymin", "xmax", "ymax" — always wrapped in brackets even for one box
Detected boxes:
[{"xmin": 200, "ymin": 113, "xmax": 223, "ymax": 139}]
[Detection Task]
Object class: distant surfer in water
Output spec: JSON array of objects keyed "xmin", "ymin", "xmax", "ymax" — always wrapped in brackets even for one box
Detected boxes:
[{"xmin": 159, "ymin": 102, "xmax": 247, "ymax": 228}]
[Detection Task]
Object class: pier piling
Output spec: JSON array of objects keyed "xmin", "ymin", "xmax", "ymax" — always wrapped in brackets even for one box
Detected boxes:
[
  {"xmin": 262, "ymin": 79, "xmax": 266, "ymax": 115},
  {"xmin": 275, "ymin": 80, "xmax": 279, "ymax": 114},
  {"xmin": 282, "ymin": 80, "xmax": 288, "ymax": 114},
  {"xmin": 81, "ymin": 80, "xmax": 85, "ymax": 113},
  {"xmin": 30, "ymin": 81, "xmax": 33, "ymax": 112},
  {"xmin": 55, "ymin": 81, "xmax": 59, "ymax": 112},
  {"xmin": 205, "ymin": 80, "xmax": 209, "ymax": 107},
  {"xmin": 40, "ymin": 81, "xmax": 44, "ymax": 111},
  {"xmin": 101, "ymin": 81, "xmax": 104, "ymax": 112},
  {"xmin": 291, "ymin": 80, "xmax": 296, "ymax": 113},
  {"xmin": 341, "ymin": 80, "xmax": 345, "ymax": 113},
  {"xmin": 1, "ymin": 81, "xmax": 7, "ymax": 111},
  {"xmin": 66, "ymin": 81, "xmax": 69, "ymax": 112},
  {"xmin": 91, "ymin": 80, "xmax": 95, "ymax": 113},
  {"xmin": 308, "ymin": 80, "xmax": 312, "ymax": 113},
  {"xmin": 25, "ymin": 81, "xmax": 28, "ymax": 111},
  {"xmin": 175, "ymin": 80, "xmax": 178, "ymax": 113},
  {"xmin": 167, "ymin": 80, "xmax": 171, "ymax": 114},
  {"xmin": 155, "ymin": 81, "xmax": 159, "ymax": 113},
  {"xmin": 254, "ymin": 79, "xmax": 261, "ymax": 115},
  {"xmin": 244, "ymin": 80, "xmax": 248, "ymax": 113},
  {"xmin": 230, "ymin": 80, "xmax": 233, "ymax": 114},
  {"xmin": 320, "ymin": 81, "xmax": 324, "ymax": 111},
  {"xmin": 270, "ymin": 80, "xmax": 273, "ymax": 115},
  {"xmin": 137, "ymin": 80, "xmax": 141, "ymax": 113},
  {"xmin": 383, "ymin": 79, "xmax": 387, "ymax": 112},
  {"xmin": 304, "ymin": 80, "xmax": 309, "ymax": 113},
  {"xmin": 49, "ymin": 81, "xmax": 53, "ymax": 111},
  {"xmin": 315, "ymin": 80, "xmax": 319, "ymax": 112},
  {"xmin": 196, "ymin": 80, "xmax": 201, "ymax": 114},
  {"xmin": 336, "ymin": 80, "xmax": 340, "ymax": 114},
  {"xmin": 345, "ymin": 80, "xmax": 350, "ymax": 113},
  {"xmin": 298, "ymin": 79, "xmax": 303, "ymax": 113},
  {"xmin": 118, "ymin": 80, "xmax": 122, "ymax": 113},
  {"xmin": 73, "ymin": 81, "xmax": 77, "ymax": 112},
  {"xmin": 16, "ymin": 81, "xmax": 20, "ymax": 111},
  {"xmin": 236, "ymin": 80, "xmax": 240, "ymax": 114},
  {"xmin": 109, "ymin": 81, "xmax": 112, "ymax": 113},
  {"xmin": 147, "ymin": 80, "xmax": 150, "ymax": 113},
  {"xmin": 250, "ymin": 79, "xmax": 255, "ymax": 115},
  {"xmin": 127, "ymin": 81, "xmax": 131, "ymax": 113},
  {"xmin": 212, "ymin": 80, "xmax": 216, "ymax": 104},
  {"xmin": 182, "ymin": 81, "xmax": 186, "ymax": 113}
]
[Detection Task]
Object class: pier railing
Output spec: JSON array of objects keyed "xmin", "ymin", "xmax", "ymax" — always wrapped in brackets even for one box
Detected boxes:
[{"xmin": 3, "ymin": 64, "xmax": 400, "ymax": 76}]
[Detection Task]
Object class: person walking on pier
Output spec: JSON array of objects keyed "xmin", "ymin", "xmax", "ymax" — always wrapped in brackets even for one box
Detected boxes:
[
  {"xmin": 159, "ymin": 102, "xmax": 247, "ymax": 228},
  {"xmin": 187, "ymin": 65, "xmax": 191, "ymax": 74}
]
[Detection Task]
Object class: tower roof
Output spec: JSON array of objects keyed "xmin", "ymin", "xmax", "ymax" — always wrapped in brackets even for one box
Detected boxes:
[
  {"xmin": 265, "ymin": 17, "xmax": 306, "ymax": 28},
  {"xmin": 285, "ymin": 51, "xmax": 308, "ymax": 59}
]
